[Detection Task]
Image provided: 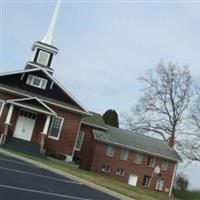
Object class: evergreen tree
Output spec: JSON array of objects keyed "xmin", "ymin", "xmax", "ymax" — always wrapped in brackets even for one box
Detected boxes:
[{"xmin": 102, "ymin": 109, "xmax": 119, "ymax": 128}]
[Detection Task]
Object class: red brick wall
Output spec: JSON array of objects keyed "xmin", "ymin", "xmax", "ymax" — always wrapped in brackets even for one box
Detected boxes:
[
  {"xmin": 44, "ymin": 106, "xmax": 82, "ymax": 155},
  {"xmin": 74, "ymin": 125, "xmax": 97, "ymax": 170},
  {"xmin": 90, "ymin": 142, "xmax": 176, "ymax": 195},
  {"xmin": 0, "ymin": 91, "xmax": 82, "ymax": 156},
  {"xmin": 74, "ymin": 123, "xmax": 176, "ymax": 195}
]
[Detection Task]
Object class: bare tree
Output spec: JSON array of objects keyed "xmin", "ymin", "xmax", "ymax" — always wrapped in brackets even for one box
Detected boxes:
[
  {"xmin": 124, "ymin": 62, "xmax": 192, "ymax": 147},
  {"xmin": 177, "ymin": 84, "xmax": 200, "ymax": 161}
]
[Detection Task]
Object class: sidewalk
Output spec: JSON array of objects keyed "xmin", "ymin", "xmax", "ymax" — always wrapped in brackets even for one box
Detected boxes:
[{"xmin": 0, "ymin": 148, "xmax": 133, "ymax": 200}]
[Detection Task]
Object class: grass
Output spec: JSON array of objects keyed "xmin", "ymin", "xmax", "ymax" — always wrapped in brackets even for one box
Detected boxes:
[
  {"xmin": 2, "ymin": 149, "xmax": 199, "ymax": 200},
  {"xmin": 173, "ymin": 189, "xmax": 200, "ymax": 200}
]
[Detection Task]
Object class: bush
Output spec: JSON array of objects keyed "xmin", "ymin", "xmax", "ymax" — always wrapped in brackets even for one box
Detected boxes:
[{"xmin": 175, "ymin": 172, "xmax": 189, "ymax": 191}]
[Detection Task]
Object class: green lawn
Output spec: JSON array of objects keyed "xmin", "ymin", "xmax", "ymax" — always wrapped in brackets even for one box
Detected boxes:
[
  {"xmin": 173, "ymin": 189, "xmax": 200, "ymax": 200},
  {"xmin": 2, "ymin": 149, "xmax": 199, "ymax": 200}
]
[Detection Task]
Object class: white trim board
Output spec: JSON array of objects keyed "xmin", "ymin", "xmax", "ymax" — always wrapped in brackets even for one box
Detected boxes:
[
  {"xmin": 0, "ymin": 99, "xmax": 5, "ymax": 117},
  {"xmin": 26, "ymin": 62, "xmax": 54, "ymax": 73},
  {"xmin": 0, "ymin": 87, "xmax": 90, "ymax": 116},
  {"xmin": 7, "ymin": 101, "xmax": 56, "ymax": 116},
  {"xmin": 8, "ymin": 97, "xmax": 56, "ymax": 115},
  {"xmin": 48, "ymin": 116, "xmax": 64, "ymax": 140}
]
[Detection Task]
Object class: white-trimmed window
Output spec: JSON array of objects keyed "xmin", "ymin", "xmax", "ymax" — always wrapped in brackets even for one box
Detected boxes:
[
  {"xmin": 156, "ymin": 179, "xmax": 164, "ymax": 191},
  {"xmin": 106, "ymin": 146, "xmax": 115, "ymax": 157},
  {"xmin": 142, "ymin": 175, "xmax": 151, "ymax": 188},
  {"xmin": 37, "ymin": 50, "xmax": 50, "ymax": 66},
  {"xmin": 75, "ymin": 131, "xmax": 85, "ymax": 151},
  {"xmin": 27, "ymin": 74, "xmax": 48, "ymax": 89},
  {"xmin": 133, "ymin": 152, "xmax": 142, "ymax": 164},
  {"xmin": 0, "ymin": 100, "xmax": 5, "ymax": 117},
  {"xmin": 120, "ymin": 149, "xmax": 129, "ymax": 161},
  {"xmin": 102, "ymin": 165, "xmax": 111, "ymax": 173},
  {"xmin": 147, "ymin": 156, "xmax": 156, "ymax": 168},
  {"xmin": 48, "ymin": 117, "xmax": 64, "ymax": 140},
  {"xmin": 160, "ymin": 160, "xmax": 168, "ymax": 171},
  {"xmin": 116, "ymin": 168, "xmax": 125, "ymax": 176}
]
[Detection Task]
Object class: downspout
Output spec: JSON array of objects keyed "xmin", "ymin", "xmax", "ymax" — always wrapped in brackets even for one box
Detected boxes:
[
  {"xmin": 169, "ymin": 162, "xmax": 177, "ymax": 196},
  {"xmin": 71, "ymin": 121, "xmax": 82, "ymax": 160}
]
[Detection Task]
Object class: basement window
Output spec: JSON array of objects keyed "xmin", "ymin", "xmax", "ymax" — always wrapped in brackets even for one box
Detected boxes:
[
  {"xmin": 102, "ymin": 165, "xmax": 111, "ymax": 173},
  {"xmin": 75, "ymin": 131, "xmax": 85, "ymax": 151},
  {"xmin": 0, "ymin": 100, "xmax": 5, "ymax": 117},
  {"xmin": 27, "ymin": 74, "xmax": 48, "ymax": 89},
  {"xmin": 116, "ymin": 168, "xmax": 125, "ymax": 176},
  {"xmin": 48, "ymin": 117, "xmax": 64, "ymax": 140},
  {"xmin": 142, "ymin": 175, "xmax": 151, "ymax": 188}
]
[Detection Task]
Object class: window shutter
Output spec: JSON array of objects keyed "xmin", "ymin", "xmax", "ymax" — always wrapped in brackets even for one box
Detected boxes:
[
  {"xmin": 41, "ymin": 79, "xmax": 48, "ymax": 89},
  {"xmin": 27, "ymin": 75, "xmax": 33, "ymax": 85}
]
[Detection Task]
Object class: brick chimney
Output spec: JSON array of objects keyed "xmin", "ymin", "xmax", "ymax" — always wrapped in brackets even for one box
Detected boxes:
[{"xmin": 168, "ymin": 136, "xmax": 175, "ymax": 148}]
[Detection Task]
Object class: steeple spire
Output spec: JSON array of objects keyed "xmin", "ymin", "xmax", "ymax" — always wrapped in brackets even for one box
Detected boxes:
[
  {"xmin": 42, "ymin": 0, "xmax": 61, "ymax": 45},
  {"xmin": 26, "ymin": 0, "xmax": 61, "ymax": 74}
]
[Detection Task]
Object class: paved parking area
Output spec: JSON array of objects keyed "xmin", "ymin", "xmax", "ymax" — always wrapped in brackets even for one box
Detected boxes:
[{"xmin": 0, "ymin": 154, "xmax": 120, "ymax": 200}]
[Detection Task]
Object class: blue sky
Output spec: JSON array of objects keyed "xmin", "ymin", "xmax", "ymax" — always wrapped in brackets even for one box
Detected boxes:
[{"xmin": 1, "ymin": 0, "xmax": 200, "ymax": 190}]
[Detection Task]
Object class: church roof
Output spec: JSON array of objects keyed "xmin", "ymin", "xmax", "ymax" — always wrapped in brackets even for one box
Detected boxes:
[
  {"xmin": 0, "ymin": 83, "xmax": 89, "ymax": 116},
  {"xmin": 0, "ymin": 68, "xmax": 90, "ymax": 115}
]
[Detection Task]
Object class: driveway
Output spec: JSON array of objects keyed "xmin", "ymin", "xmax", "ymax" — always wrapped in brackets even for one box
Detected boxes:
[{"xmin": 0, "ymin": 154, "xmax": 120, "ymax": 200}]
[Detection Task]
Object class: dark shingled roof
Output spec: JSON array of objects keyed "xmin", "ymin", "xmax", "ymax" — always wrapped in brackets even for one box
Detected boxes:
[
  {"xmin": 82, "ymin": 112, "xmax": 107, "ymax": 130},
  {"xmin": 93, "ymin": 125, "xmax": 182, "ymax": 162}
]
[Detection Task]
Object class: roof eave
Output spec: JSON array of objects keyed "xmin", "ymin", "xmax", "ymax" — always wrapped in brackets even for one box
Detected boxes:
[
  {"xmin": 0, "ymin": 86, "xmax": 90, "ymax": 116},
  {"xmin": 81, "ymin": 121, "xmax": 107, "ymax": 130}
]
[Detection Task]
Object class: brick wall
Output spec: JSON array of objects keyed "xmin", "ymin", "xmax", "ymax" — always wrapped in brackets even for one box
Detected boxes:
[
  {"xmin": 0, "ymin": 90, "xmax": 82, "ymax": 156},
  {"xmin": 74, "ymin": 125, "xmax": 97, "ymax": 170},
  {"xmin": 90, "ymin": 142, "xmax": 176, "ymax": 195},
  {"xmin": 44, "ymin": 106, "xmax": 82, "ymax": 155},
  {"xmin": 74, "ymin": 123, "xmax": 176, "ymax": 195}
]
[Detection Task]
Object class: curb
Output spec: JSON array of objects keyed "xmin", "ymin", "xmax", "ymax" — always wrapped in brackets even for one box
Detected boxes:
[{"xmin": 0, "ymin": 149, "xmax": 133, "ymax": 200}]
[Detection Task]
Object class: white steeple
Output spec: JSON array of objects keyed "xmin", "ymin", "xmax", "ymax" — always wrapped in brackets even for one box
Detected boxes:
[{"xmin": 42, "ymin": 0, "xmax": 61, "ymax": 45}]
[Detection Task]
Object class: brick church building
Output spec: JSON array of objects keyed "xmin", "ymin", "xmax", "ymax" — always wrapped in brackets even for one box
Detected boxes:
[{"xmin": 0, "ymin": 1, "xmax": 181, "ymax": 196}]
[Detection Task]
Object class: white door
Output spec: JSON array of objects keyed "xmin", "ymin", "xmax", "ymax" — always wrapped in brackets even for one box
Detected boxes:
[
  {"xmin": 14, "ymin": 110, "xmax": 37, "ymax": 141},
  {"xmin": 128, "ymin": 174, "xmax": 138, "ymax": 186}
]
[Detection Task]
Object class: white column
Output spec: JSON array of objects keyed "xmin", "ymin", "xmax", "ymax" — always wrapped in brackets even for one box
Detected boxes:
[
  {"xmin": 42, "ymin": 115, "xmax": 51, "ymax": 135},
  {"xmin": 5, "ymin": 104, "xmax": 14, "ymax": 125}
]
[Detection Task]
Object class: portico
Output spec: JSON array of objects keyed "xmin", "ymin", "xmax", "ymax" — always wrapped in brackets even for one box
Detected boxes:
[{"xmin": 0, "ymin": 97, "xmax": 56, "ymax": 153}]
